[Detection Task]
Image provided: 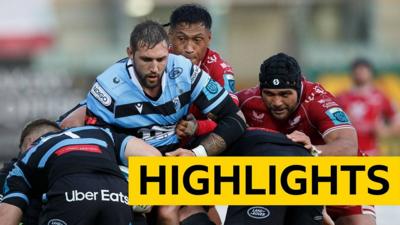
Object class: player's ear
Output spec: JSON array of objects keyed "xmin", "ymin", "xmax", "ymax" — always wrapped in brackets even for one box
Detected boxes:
[
  {"xmin": 127, "ymin": 47, "xmax": 134, "ymax": 58},
  {"xmin": 21, "ymin": 136, "xmax": 34, "ymax": 153}
]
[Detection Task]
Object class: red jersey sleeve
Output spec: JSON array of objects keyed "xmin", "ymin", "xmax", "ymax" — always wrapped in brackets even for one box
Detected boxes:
[
  {"xmin": 380, "ymin": 92, "xmax": 397, "ymax": 120},
  {"xmin": 305, "ymin": 84, "xmax": 353, "ymax": 136},
  {"xmin": 202, "ymin": 49, "xmax": 236, "ymax": 93}
]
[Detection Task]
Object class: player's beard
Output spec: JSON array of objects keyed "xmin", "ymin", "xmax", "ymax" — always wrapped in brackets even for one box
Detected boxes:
[
  {"xmin": 269, "ymin": 105, "xmax": 296, "ymax": 120},
  {"xmin": 137, "ymin": 72, "xmax": 163, "ymax": 90}
]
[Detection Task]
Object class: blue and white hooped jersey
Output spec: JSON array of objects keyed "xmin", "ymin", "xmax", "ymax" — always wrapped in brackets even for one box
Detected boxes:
[
  {"xmin": 1, "ymin": 126, "xmax": 130, "ymax": 211},
  {"xmin": 86, "ymin": 54, "xmax": 229, "ymax": 150}
]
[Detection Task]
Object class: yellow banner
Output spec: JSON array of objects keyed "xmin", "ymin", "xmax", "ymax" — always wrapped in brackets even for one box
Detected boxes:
[{"xmin": 128, "ymin": 156, "xmax": 400, "ymax": 205}]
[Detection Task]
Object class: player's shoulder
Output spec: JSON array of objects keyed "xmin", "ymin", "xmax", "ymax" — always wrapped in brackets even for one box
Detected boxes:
[
  {"xmin": 302, "ymin": 79, "xmax": 335, "ymax": 102},
  {"xmin": 204, "ymin": 48, "xmax": 234, "ymax": 74},
  {"xmin": 167, "ymin": 53, "xmax": 192, "ymax": 69},
  {"xmin": 236, "ymin": 86, "xmax": 261, "ymax": 106},
  {"xmin": 371, "ymin": 87, "xmax": 389, "ymax": 99},
  {"xmin": 300, "ymin": 79, "xmax": 342, "ymax": 111},
  {"xmin": 96, "ymin": 58, "xmax": 130, "ymax": 87},
  {"xmin": 165, "ymin": 54, "xmax": 196, "ymax": 86}
]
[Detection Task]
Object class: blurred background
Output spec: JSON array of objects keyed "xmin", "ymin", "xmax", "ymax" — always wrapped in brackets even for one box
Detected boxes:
[{"xmin": 0, "ymin": 0, "xmax": 399, "ymax": 222}]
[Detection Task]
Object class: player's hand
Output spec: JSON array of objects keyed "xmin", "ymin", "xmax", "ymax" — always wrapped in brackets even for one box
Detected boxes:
[
  {"xmin": 176, "ymin": 114, "xmax": 198, "ymax": 139},
  {"xmin": 286, "ymin": 130, "xmax": 313, "ymax": 150},
  {"xmin": 165, "ymin": 148, "xmax": 195, "ymax": 157}
]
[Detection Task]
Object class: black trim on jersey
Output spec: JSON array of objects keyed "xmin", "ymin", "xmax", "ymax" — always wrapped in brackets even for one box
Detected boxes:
[
  {"xmin": 125, "ymin": 60, "xmax": 132, "ymax": 79},
  {"xmin": 144, "ymin": 90, "xmax": 162, "ymax": 101},
  {"xmin": 193, "ymin": 88, "xmax": 226, "ymax": 113},
  {"xmin": 114, "ymin": 91, "xmax": 192, "ymax": 118},
  {"xmin": 207, "ymin": 96, "xmax": 246, "ymax": 149},
  {"xmin": 57, "ymin": 102, "xmax": 85, "ymax": 123}
]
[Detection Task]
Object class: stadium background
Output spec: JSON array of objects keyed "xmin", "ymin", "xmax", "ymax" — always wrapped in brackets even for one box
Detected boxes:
[{"xmin": 0, "ymin": 0, "xmax": 399, "ymax": 223}]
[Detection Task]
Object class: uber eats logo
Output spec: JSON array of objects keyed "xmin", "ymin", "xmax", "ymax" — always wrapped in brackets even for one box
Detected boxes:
[{"xmin": 128, "ymin": 157, "xmax": 400, "ymax": 205}]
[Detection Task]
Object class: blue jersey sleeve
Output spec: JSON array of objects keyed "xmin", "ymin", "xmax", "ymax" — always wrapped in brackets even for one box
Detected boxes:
[
  {"xmin": 102, "ymin": 128, "xmax": 132, "ymax": 167},
  {"xmin": 86, "ymin": 81, "xmax": 117, "ymax": 125},
  {"xmin": 2, "ymin": 161, "xmax": 34, "ymax": 211},
  {"xmin": 190, "ymin": 64, "xmax": 229, "ymax": 114}
]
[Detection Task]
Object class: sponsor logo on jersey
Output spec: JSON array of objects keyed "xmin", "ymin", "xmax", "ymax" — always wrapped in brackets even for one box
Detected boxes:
[
  {"xmin": 322, "ymin": 102, "xmax": 339, "ymax": 108},
  {"xmin": 207, "ymin": 54, "xmax": 217, "ymax": 64},
  {"xmin": 90, "ymin": 82, "xmax": 112, "ymax": 107},
  {"xmin": 305, "ymin": 93, "xmax": 315, "ymax": 103},
  {"xmin": 137, "ymin": 125, "xmax": 176, "ymax": 142},
  {"xmin": 169, "ymin": 67, "xmax": 183, "ymax": 79},
  {"xmin": 55, "ymin": 144, "xmax": 102, "ymax": 156},
  {"xmin": 325, "ymin": 107, "xmax": 350, "ymax": 125},
  {"xmin": 247, "ymin": 206, "xmax": 270, "ymax": 219},
  {"xmin": 113, "ymin": 77, "xmax": 120, "ymax": 84},
  {"xmin": 318, "ymin": 98, "xmax": 339, "ymax": 108},
  {"xmin": 223, "ymin": 74, "xmax": 236, "ymax": 92},
  {"xmin": 206, "ymin": 79, "xmax": 219, "ymax": 94},
  {"xmin": 135, "ymin": 103, "xmax": 143, "ymax": 114},
  {"xmin": 173, "ymin": 97, "xmax": 181, "ymax": 111},
  {"xmin": 48, "ymin": 219, "xmax": 67, "ymax": 225},
  {"xmin": 318, "ymin": 98, "xmax": 331, "ymax": 104},
  {"xmin": 252, "ymin": 111, "xmax": 265, "ymax": 122},
  {"xmin": 191, "ymin": 65, "xmax": 202, "ymax": 83},
  {"xmin": 65, "ymin": 189, "xmax": 128, "ymax": 204},
  {"xmin": 289, "ymin": 115, "xmax": 301, "ymax": 127},
  {"xmin": 203, "ymin": 78, "xmax": 222, "ymax": 100},
  {"xmin": 313, "ymin": 85, "xmax": 326, "ymax": 94}
]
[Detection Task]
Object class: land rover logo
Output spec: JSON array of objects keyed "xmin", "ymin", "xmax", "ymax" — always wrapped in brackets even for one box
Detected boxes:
[
  {"xmin": 247, "ymin": 206, "xmax": 270, "ymax": 219},
  {"xmin": 48, "ymin": 219, "xmax": 67, "ymax": 225}
]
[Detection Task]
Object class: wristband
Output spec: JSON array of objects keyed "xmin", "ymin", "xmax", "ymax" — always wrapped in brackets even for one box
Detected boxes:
[{"xmin": 191, "ymin": 145, "xmax": 208, "ymax": 157}]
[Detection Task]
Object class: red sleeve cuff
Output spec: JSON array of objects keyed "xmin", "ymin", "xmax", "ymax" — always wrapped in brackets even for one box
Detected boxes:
[{"xmin": 196, "ymin": 120, "xmax": 218, "ymax": 136}]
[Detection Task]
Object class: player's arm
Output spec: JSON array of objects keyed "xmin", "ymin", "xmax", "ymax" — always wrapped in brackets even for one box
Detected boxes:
[
  {"xmin": 377, "ymin": 115, "xmax": 400, "ymax": 138},
  {"xmin": 198, "ymin": 91, "xmax": 246, "ymax": 156},
  {"xmin": 59, "ymin": 105, "xmax": 87, "ymax": 129},
  {"xmin": 376, "ymin": 96, "xmax": 400, "ymax": 138},
  {"xmin": 318, "ymin": 128, "xmax": 358, "ymax": 156},
  {"xmin": 170, "ymin": 65, "xmax": 246, "ymax": 156},
  {"xmin": 176, "ymin": 93, "xmax": 239, "ymax": 138},
  {"xmin": 124, "ymin": 137, "xmax": 161, "ymax": 157},
  {"xmin": 1, "ymin": 161, "xmax": 34, "ymax": 225},
  {"xmin": 287, "ymin": 92, "xmax": 358, "ymax": 156},
  {"xmin": 109, "ymin": 129, "xmax": 161, "ymax": 166},
  {"xmin": 286, "ymin": 128, "xmax": 357, "ymax": 156},
  {"xmin": 0, "ymin": 203, "xmax": 22, "ymax": 225},
  {"xmin": 57, "ymin": 100, "xmax": 87, "ymax": 129}
]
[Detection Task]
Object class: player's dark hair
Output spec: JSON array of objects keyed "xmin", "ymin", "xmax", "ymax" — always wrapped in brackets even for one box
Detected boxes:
[
  {"xmin": 130, "ymin": 20, "xmax": 169, "ymax": 51},
  {"xmin": 19, "ymin": 119, "xmax": 60, "ymax": 149},
  {"xmin": 351, "ymin": 57, "xmax": 374, "ymax": 73},
  {"xmin": 169, "ymin": 4, "xmax": 212, "ymax": 30}
]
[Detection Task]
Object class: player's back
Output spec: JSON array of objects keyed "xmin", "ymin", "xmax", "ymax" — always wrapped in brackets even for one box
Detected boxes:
[{"xmin": 20, "ymin": 126, "xmax": 123, "ymax": 190}]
